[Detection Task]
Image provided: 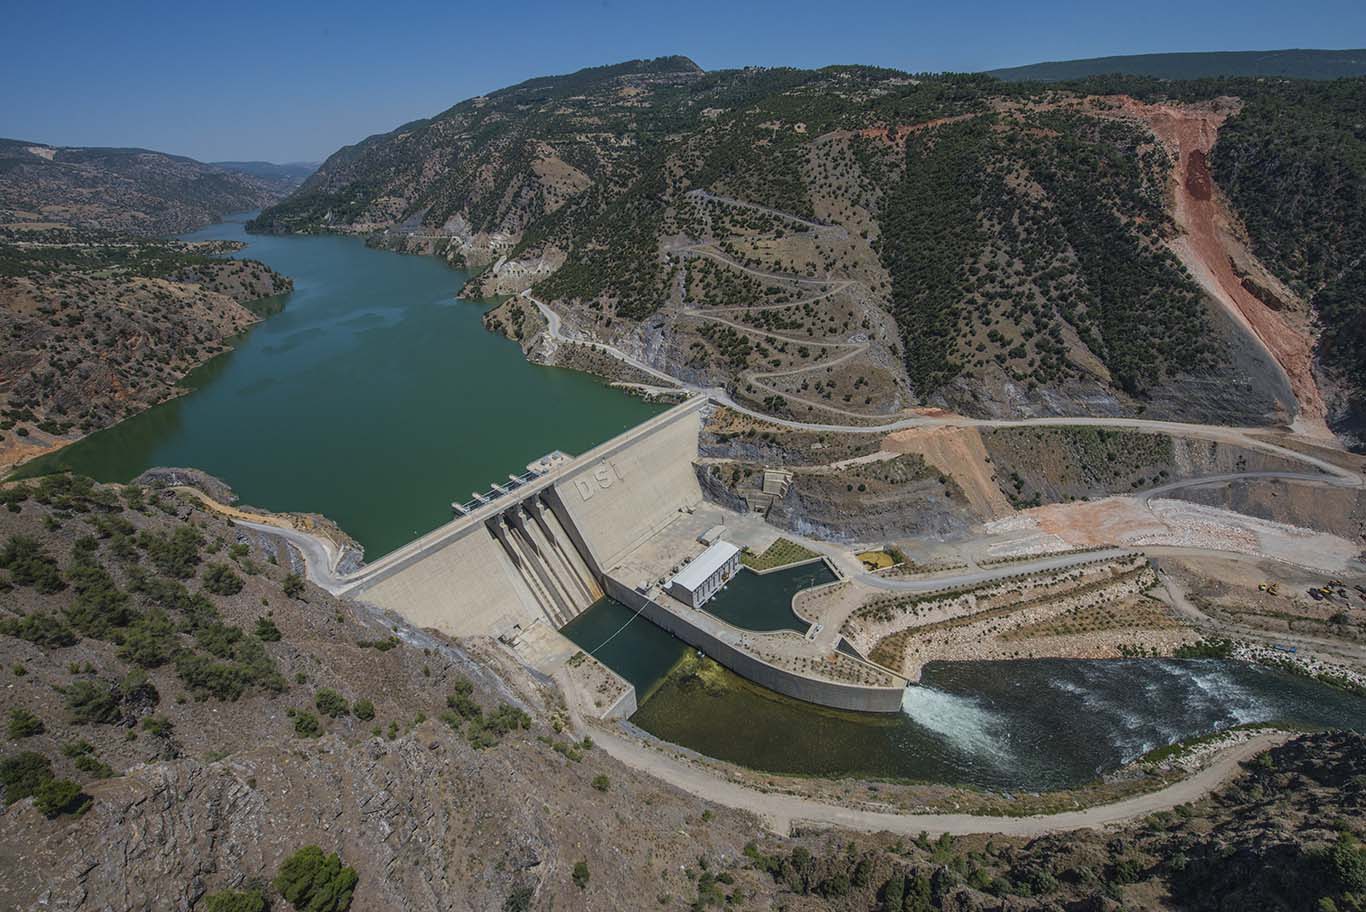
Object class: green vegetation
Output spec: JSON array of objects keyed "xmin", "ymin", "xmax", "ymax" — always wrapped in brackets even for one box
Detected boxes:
[
  {"xmin": 1212, "ymin": 79, "xmax": 1366, "ymax": 413},
  {"xmin": 314, "ymin": 689, "xmax": 349, "ymax": 718},
  {"xmin": 989, "ymin": 49, "xmax": 1366, "ymax": 83},
  {"xmin": 282, "ymin": 573, "xmax": 305, "ymax": 598},
  {"xmin": 254, "ymin": 616, "xmax": 282, "ymax": 641},
  {"xmin": 202, "ymin": 562, "xmax": 244, "ymax": 596},
  {"xmin": 740, "ymin": 538, "xmax": 820, "ymax": 571},
  {"xmin": 0, "ymin": 751, "xmax": 88, "ymax": 817},
  {"xmin": 202, "ymin": 888, "xmax": 267, "ymax": 912},
  {"xmin": 0, "ymin": 534, "xmax": 65, "ymax": 594},
  {"xmin": 273, "ymin": 846, "xmax": 358, "ymax": 912},
  {"xmin": 591, "ymin": 774, "xmax": 610, "ymax": 792},
  {"xmin": 6, "ymin": 707, "xmax": 45, "ymax": 739},
  {"xmin": 1173, "ymin": 638, "xmax": 1236, "ymax": 659},
  {"xmin": 292, "ymin": 711, "xmax": 321, "ymax": 738},
  {"xmin": 62, "ymin": 679, "xmax": 122, "ymax": 724},
  {"xmin": 881, "ymin": 112, "xmax": 1211, "ymax": 398},
  {"xmin": 572, "ymin": 860, "xmax": 590, "ymax": 889},
  {"xmin": 351, "ymin": 699, "xmax": 375, "ymax": 722}
]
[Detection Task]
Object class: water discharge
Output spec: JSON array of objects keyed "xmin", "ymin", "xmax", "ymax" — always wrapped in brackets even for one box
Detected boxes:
[{"xmin": 899, "ymin": 685, "xmax": 1015, "ymax": 770}]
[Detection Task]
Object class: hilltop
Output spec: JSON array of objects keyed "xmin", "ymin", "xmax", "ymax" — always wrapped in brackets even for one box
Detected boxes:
[
  {"xmin": 250, "ymin": 59, "xmax": 1366, "ymax": 448},
  {"xmin": 0, "ymin": 139, "xmax": 291, "ymax": 237}
]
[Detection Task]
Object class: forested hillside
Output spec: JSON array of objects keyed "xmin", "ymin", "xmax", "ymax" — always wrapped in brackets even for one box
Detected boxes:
[
  {"xmin": 0, "ymin": 227, "xmax": 292, "ymax": 469},
  {"xmin": 0, "ymin": 139, "xmax": 287, "ymax": 236},
  {"xmin": 1211, "ymin": 79, "xmax": 1366, "ymax": 444},
  {"xmin": 251, "ymin": 59, "xmax": 1366, "ymax": 440}
]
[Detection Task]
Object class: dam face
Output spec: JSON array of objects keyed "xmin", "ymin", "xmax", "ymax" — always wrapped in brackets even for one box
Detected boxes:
[
  {"xmin": 347, "ymin": 395, "xmax": 906, "ymax": 714},
  {"xmin": 347, "ymin": 398, "xmax": 707, "ymax": 640}
]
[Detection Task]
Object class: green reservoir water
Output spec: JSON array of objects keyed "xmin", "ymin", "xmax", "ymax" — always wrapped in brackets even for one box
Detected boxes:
[
  {"xmin": 560, "ymin": 598, "xmax": 690, "ymax": 702},
  {"xmin": 631, "ymin": 654, "xmax": 1366, "ymax": 790},
  {"xmin": 563, "ymin": 594, "xmax": 1364, "ymax": 791},
  {"xmin": 16, "ymin": 213, "xmax": 662, "ymax": 557},
  {"xmin": 702, "ymin": 561, "xmax": 836, "ymax": 633}
]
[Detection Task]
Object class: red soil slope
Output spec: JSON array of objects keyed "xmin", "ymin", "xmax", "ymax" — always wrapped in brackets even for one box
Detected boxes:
[{"xmin": 1110, "ymin": 98, "xmax": 1329, "ymax": 435}]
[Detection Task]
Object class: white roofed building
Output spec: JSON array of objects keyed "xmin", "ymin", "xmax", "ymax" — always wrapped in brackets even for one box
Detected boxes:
[{"xmin": 667, "ymin": 540, "xmax": 741, "ymax": 608}]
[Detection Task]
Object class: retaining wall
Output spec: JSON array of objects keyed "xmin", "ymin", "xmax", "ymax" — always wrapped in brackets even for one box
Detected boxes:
[{"xmin": 603, "ymin": 576, "xmax": 906, "ymax": 714}]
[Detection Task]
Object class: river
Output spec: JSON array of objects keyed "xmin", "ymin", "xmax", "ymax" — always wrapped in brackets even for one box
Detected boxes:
[
  {"xmin": 15, "ymin": 213, "xmax": 662, "ymax": 557},
  {"xmin": 564, "ymin": 596, "xmax": 1366, "ymax": 791}
]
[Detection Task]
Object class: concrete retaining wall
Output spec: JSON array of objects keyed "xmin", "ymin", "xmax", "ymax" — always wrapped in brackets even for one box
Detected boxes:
[{"xmin": 603, "ymin": 577, "xmax": 906, "ymax": 714}]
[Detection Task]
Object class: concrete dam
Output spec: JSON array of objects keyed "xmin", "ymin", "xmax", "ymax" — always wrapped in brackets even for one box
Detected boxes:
[{"xmin": 345, "ymin": 396, "xmax": 908, "ymax": 713}]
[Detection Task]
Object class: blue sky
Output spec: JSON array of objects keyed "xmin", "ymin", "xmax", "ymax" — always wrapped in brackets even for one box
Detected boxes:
[{"xmin": 3, "ymin": 0, "xmax": 1362, "ymax": 163}]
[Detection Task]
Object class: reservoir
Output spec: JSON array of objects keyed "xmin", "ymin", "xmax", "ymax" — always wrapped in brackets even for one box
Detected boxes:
[{"xmin": 15, "ymin": 213, "xmax": 662, "ymax": 556}]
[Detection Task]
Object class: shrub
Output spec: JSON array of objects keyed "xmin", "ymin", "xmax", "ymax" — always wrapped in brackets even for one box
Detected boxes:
[
  {"xmin": 7, "ymin": 708, "xmax": 45, "ymax": 739},
  {"xmin": 572, "ymin": 860, "xmax": 590, "ymax": 889},
  {"xmin": 503, "ymin": 886, "xmax": 534, "ymax": 912},
  {"xmin": 293, "ymin": 711, "xmax": 321, "ymax": 738},
  {"xmin": 446, "ymin": 678, "xmax": 480, "ymax": 720},
  {"xmin": 203, "ymin": 562, "xmax": 244, "ymax": 596},
  {"xmin": 0, "ymin": 611, "xmax": 77, "ymax": 648},
  {"xmin": 467, "ymin": 704, "xmax": 530, "ymax": 749},
  {"xmin": 141, "ymin": 716, "xmax": 174, "ymax": 738},
  {"xmin": 203, "ymin": 888, "xmax": 267, "ymax": 912},
  {"xmin": 0, "ymin": 535, "xmax": 65, "ymax": 593},
  {"xmin": 138, "ymin": 526, "xmax": 204, "ymax": 579},
  {"xmin": 274, "ymin": 845, "xmax": 358, "ymax": 912},
  {"xmin": 315, "ymin": 689, "xmax": 349, "ymax": 719},
  {"xmin": 254, "ymin": 616, "xmax": 282, "ymax": 641},
  {"xmin": 33, "ymin": 776, "xmax": 86, "ymax": 817},
  {"xmin": 175, "ymin": 630, "xmax": 283, "ymax": 701},
  {"xmin": 282, "ymin": 574, "xmax": 305, "ymax": 599},
  {"xmin": 352, "ymin": 699, "xmax": 375, "ymax": 722},
  {"xmin": 0, "ymin": 751, "xmax": 53, "ymax": 800},
  {"xmin": 118, "ymin": 608, "xmax": 178, "ymax": 668},
  {"xmin": 62, "ymin": 741, "xmax": 113, "ymax": 778},
  {"xmin": 591, "ymin": 774, "xmax": 610, "ymax": 792},
  {"xmin": 63, "ymin": 679, "xmax": 121, "ymax": 724},
  {"xmin": 63, "ymin": 555, "xmax": 133, "ymax": 638}
]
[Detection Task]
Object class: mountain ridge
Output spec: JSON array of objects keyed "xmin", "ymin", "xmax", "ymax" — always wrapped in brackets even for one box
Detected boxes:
[
  {"xmin": 0, "ymin": 138, "xmax": 291, "ymax": 237},
  {"xmin": 988, "ymin": 47, "xmax": 1366, "ymax": 82}
]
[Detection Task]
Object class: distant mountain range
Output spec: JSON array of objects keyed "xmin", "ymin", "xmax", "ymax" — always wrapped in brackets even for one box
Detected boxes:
[
  {"xmin": 0, "ymin": 139, "xmax": 297, "ymax": 236},
  {"xmin": 988, "ymin": 48, "xmax": 1366, "ymax": 82},
  {"xmin": 211, "ymin": 160, "xmax": 318, "ymax": 188}
]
